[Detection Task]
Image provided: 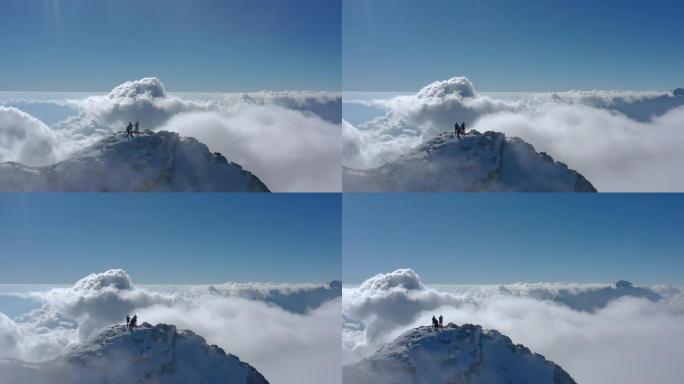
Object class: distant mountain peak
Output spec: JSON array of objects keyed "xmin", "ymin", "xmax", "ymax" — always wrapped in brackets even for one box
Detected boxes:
[
  {"xmin": 343, "ymin": 323, "xmax": 576, "ymax": 384},
  {"xmin": 0, "ymin": 130, "xmax": 269, "ymax": 192},
  {"xmin": 344, "ymin": 130, "xmax": 596, "ymax": 192},
  {"xmin": 0, "ymin": 322, "xmax": 269, "ymax": 384}
]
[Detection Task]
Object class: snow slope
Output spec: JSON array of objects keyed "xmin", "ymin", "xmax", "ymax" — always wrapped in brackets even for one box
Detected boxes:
[
  {"xmin": 343, "ymin": 130, "xmax": 596, "ymax": 192},
  {"xmin": 0, "ymin": 323, "xmax": 269, "ymax": 384},
  {"xmin": 0, "ymin": 130, "xmax": 269, "ymax": 191},
  {"xmin": 343, "ymin": 324, "xmax": 576, "ymax": 384}
]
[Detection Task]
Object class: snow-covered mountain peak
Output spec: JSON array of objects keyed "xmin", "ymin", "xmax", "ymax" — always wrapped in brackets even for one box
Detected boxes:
[
  {"xmin": 344, "ymin": 130, "xmax": 596, "ymax": 192},
  {"xmin": 0, "ymin": 323, "xmax": 269, "ymax": 384},
  {"xmin": 343, "ymin": 323, "xmax": 577, "ymax": 384},
  {"xmin": 0, "ymin": 130, "xmax": 269, "ymax": 191}
]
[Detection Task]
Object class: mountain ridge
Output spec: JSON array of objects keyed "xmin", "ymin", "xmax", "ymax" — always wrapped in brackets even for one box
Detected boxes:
[
  {"xmin": 343, "ymin": 323, "xmax": 577, "ymax": 384},
  {"xmin": 0, "ymin": 322, "xmax": 269, "ymax": 384},
  {"xmin": 0, "ymin": 130, "xmax": 269, "ymax": 192},
  {"xmin": 344, "ymin": 130, "xmax": 596, "ymax": 192}
]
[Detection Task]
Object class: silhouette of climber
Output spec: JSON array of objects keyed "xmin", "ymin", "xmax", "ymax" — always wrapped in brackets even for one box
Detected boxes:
[
  {"xmin": 432, "ymin": 315, "xmax": 439, "ymax": 331},
  {"xmin": 130, "ymin": 314, "xmax": 138, "ymax": 328},
  {"xmin": 454, "ymin": 122, "xmax": 461, "ymax": 140},
  {"xmin": 126, "ymin": 315, "xmax": 130, "ymax": 326},
  {"xmin": 134, "ymin": 121, "xmax": 140, "ymax": 136},
  {"xmin": 460, "ymin": 122, "xmax": 467, "ymax": 136},
  {"xmin": 125, "ymin": 122, "xmax": 133, "ymax": 138},
  {"xmin": 439, "ymin": 315, "xmax": 443, "ymax": 328}
]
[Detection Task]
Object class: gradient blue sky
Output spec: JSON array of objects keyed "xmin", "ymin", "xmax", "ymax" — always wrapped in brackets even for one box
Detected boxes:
[
  {"xmin": 0, "ymin": 0, "xmax": 340, "ymax": 92},
  {"xmin": 343, "ymin": 0, "xmax": 684, "ymax": 92},
  {"xmin": 343, "ymin": 194, "xmax": 684, "ymax": 284},
  {"xmin": 0, "ymin": 194, "xmax": 340, "ymax": 284}
]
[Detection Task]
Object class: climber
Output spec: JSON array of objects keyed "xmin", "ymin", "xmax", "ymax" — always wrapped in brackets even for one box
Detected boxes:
[
  {"xmin": 130, "ymin": 314, "xmax": 138, "ymax": 328},
  {"xmin": 439, "ymin": 315, "xmax": 443, "ymax": 328},
  {"xmin": 126, "ymin": 315, "xmax": 130, "ymax": 327},
  {"xmin": 134, "ymin": 121, "xmax": 140, "ymax": 136},
  {"xmin": 454, "ymin": 122, "xmax": 461, "ymax": 140},
  {"xmin": 460, "ymin": 122, "xmax": 467, "ymax": 136},
  {"xmin": 125, "ymin": 122, "xmax": 133, "ymax": 138},
  {"xmin": 432, "ymin": 315, "xmax": 439, "ymax": 331}
]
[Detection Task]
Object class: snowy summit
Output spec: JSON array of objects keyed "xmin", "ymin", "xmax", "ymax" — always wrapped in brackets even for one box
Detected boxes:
[
  {"xmin": 344, "ymin": 130, "xmax": 596, "ymax": 192},
  {"xmin": 0, "ymin": 323, "xmax": 269, "ymax": 384},
  {"xmin": 0, "ymin": 130, "xmax": 269, "ymax": 192},
  {"xmin": 343, "ymin": 323, "xmax": 577, "ymax": 384}
]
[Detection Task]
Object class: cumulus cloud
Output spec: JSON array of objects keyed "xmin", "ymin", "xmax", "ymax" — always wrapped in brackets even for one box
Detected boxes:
[
  {"xmin": 0, "ymin": 77, "xmax": 342, "ymax": 191},
  {"xmin": 0, "ymin": 106, "xmax": 59, "ymax": 166},
  {"xmin": 0, "ymin": 269, "xmax": 341, "ymax": 384},
  {"xmin": 343, "ymin": 269, "xmax": 684, "ymax": 384},
  {"xmin": 344, "ymin": 76, "xmax": 684, "ymax": 191}
]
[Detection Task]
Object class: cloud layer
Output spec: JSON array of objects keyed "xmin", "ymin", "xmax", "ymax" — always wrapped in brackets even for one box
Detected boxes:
[
  {"xmin": 0, "ymin": 269, "xmax": 341, "ymax": 384},
  {"xmin": 343, "ymin": 77, "xmax": 684, "ymax": 191},
  {"xmin": 0, "ymin": 77, "xmax": 341, "ymax": 191},
  {"xmin": 343, "ymin": 269, "xmax": 684, "ymax": 384}
]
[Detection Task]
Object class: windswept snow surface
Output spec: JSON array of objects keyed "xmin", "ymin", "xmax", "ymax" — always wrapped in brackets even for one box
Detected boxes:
[
  {"xmin": 0, "ymin": 77, "xmax": 341, "ymax": 191},
  {"xmin": 343, "ymin": 269, "xmax": 684, "ymax": 384},
  {"xmin": 343, "ymin": 130, "xmax": 596, "ymax": 192},
  {"xmin": 0, "ymin": 323, "xmax": 269, "ymax": 384},
  {"xmin": 343, "ymin": 324, "xmax": 576, "ymax": 384},
  {"xmin": 343, "ymin": 76, "xmax": 684, "ymax": 191},
  {"xmin": 0, "ymin": 130, "xmax": 269, "ymax": 192},
  {"xmin": 0, "ymin": 270, "xmax": 342, "ymax": 384}
]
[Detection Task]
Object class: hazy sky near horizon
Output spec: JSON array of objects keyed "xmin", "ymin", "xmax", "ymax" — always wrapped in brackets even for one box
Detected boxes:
[
  {"xmin": 0, "ymin": 194, "xmax": 341, "ymax": 284},
  {"xmin": 342, "ymin": 194, "xmax": 684, "ymax": 284},
  {"xmin": 0, "ymin": 0, "xmax": 341, "ymax": 91},
  {"xmin": 343, "ymin": 0, "xmax": 684, "ymax": 91}
]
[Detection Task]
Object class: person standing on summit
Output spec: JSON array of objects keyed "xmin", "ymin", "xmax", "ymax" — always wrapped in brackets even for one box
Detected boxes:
[
  {"xmin": 454, "ymin": 122, "xmax": 461, "ymax": 139},
  {"xmin": 125, "ymin": 122, "xmax": 133, "ymax": 138},
  {"xmin": 438, "ymin": 315, "xmax": 443, "ymax": 328},
  {"xmin": 432, "ymin": 315, "xmax": 439, "ymax": 331},
  {"xmin": 134, "ymin": 121, "xmax": 140, "ymax": 135}
]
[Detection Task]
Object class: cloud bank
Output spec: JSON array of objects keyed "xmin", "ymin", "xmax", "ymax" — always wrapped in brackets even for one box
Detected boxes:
[
  {"xmin": 0, "ymin": 77, "xmax": 341, "ymax": 191},
  {"xmin": 0, "ymin": 269, "xmax": 341, "ymax": 384},
  {"xmin": 343, "ymin": 269, "xmax": 684, "ymax": 384},
  {"xmin": 344, "ymin": 77, "xmax": 684, "ymax": 191}
]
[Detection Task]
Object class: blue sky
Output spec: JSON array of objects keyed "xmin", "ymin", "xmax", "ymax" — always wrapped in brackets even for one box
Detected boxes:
[
  {"xmin": 343, "ymin": 194, "xmax": 684, "ymax": 284},
  {"xmin": 343, "ymin": 0, "xmax": 684, "ymax": 91},
  {"xmin": 0, "ymin": 0, "xmax": 340, "ymax": 92},
  {"xmin": 0, "ymin": 194, "xmax": 341, "ymax": 284}
]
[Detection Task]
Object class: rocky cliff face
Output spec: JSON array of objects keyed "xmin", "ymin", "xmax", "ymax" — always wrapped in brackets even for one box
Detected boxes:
[
  {"xmin": 0, "ymin": 130, "xmax": 269, "ymax": 192},
  {"xmin": 344, "ymin": 130, "xmax": 596, "ymax": 192},
  {"xmin": 343, "ymin": 323, "xmax": 577, "ymax": 384}
]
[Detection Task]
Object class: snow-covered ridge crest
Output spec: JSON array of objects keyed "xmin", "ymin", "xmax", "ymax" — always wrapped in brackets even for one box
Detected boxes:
[
  {"xmin": 343, "ymin": 130, "xmax": 596, "ymax": 192},
  {"xmin": 343, "ymin": 323, "xmax": 577, "ymax": 384},
  {"xmin": 0, "ymin": 322, "xmax": 269, "ymax": 384},
  {"xmin": 0, "ymin": 129, "xmax": 269, "ymax": 191}
]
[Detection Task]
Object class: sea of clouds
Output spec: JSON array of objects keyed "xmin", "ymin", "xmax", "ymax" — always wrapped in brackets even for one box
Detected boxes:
[
  {"xmin": 343, "ymin": 269, "xmax": 684, "ymax": 384},
  {"xmin": 343, "ymin": 77, "xmax": 684, "ymax": 191},
  {"xmin": 0, "ymin": 269, "xmax": 342, "ymax": 384},
  {"xmin": 0, "ymin": 77, "xmax": 341, "ymax": 192}
]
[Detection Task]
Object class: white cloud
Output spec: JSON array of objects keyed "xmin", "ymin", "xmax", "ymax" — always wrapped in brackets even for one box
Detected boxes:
[
  {"xmin": 0, "ymin": 106, "xmax": 59, "ymax": 166},
  {"xmin": 0, "ymin": 269, "xmax": 341, "ymax": 384},
  {"xmin": 475, "ymin": 104, "xmax": 684, "ymax": 191},
  {"xmin": 0, "ymin": 77, "xmax": 342, "ymax": 192},
  {"xmin": 161, "ymin": 105, "xmax": 341, "ymax": 192},
  {"xmin": 344, "ymin": 76, "xmax": 684, "ymax": 191},
  {"xmin": 343, "ymin": 269, "xmax": 684, "ymax": 384}
]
